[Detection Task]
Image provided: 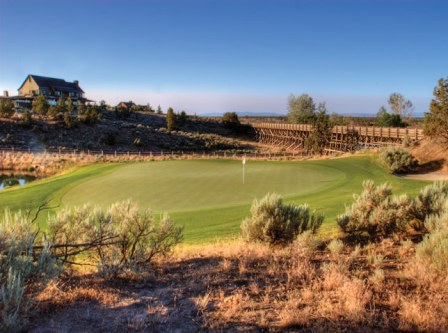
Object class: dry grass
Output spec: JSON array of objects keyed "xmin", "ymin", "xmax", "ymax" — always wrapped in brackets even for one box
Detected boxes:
[{"xmin": 25, "ymin": 238, "xmax": 448, "ymax": 332}]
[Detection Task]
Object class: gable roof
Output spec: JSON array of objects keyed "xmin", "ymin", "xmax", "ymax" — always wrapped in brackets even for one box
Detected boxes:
[
  {"xmin": 117, "ymin": 101, "xmax": 136, "ymax": 108},
  {"xmin": 18, "ymin": 74, "xmax": 85, "ymax": 93}
]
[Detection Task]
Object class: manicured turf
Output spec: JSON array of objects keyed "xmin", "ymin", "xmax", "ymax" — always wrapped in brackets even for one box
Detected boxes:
[{"xmin": 0, "ymin": 156, "xmax": 428, "ymax": 242}]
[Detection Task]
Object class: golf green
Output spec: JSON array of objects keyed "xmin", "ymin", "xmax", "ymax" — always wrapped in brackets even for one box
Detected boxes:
[{"xmin": 0, "ymin": 156, "xmax": 428, "ymax": 242}]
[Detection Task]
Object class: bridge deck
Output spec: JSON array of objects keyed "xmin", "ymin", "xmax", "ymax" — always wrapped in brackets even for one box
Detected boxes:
[
  {"xmin": 251, "ymin": 122, "xmax": 424, "ymax": 153},
  {"xmin": 252, "ymin": 123, "xmax": 424, "ymax": 140}
]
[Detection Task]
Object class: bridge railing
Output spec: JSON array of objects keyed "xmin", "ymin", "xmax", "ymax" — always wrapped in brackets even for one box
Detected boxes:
[{"xmin": 252, "ymin": 123, "xmax": 424, "ymax": 140}]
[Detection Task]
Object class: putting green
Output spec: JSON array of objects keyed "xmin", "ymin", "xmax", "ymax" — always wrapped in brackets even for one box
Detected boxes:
[
  {"xmin": 0, "ymin": 156, "xmax": 428, "ymax": 242},
  {"xmin": 61, "ymin": 160, "xmax": 344, "ymax": 211}
]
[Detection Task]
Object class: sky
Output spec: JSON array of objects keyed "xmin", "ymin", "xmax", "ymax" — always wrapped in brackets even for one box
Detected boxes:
[{"xmin": 0, "ymin": 0, "xmax": 447, "ymax": 116}]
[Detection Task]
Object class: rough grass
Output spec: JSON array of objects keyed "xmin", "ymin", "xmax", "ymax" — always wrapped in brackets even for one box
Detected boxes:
[
  {"xmin": 0, "ymin": 156, "xmax": 427, "ymax": 242},
  {"xmin": 26, "ymin": 239, "xmax": 448, "ymax": 332}
]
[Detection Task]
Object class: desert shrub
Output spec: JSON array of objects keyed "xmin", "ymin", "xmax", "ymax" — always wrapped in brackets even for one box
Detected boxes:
[
  {"xmin": 46, "ymin": 202, "xmax": 183, "ymax": 278},
  {"xmin": 63, "ymin": 111, "xmax": 74, "ymax": 128},
  {"xmin": 133, "ymin": 137, "xmax": 142, "ymax": 147},
  {"xmin": 409, "ymin": 182, "xmax": 448, "ymax": 231},
  {"xmin": 20, "ymin": 110, "xmax": 33, "ymax": 127},
  {"xmin": 241, "ymin": 193, "xmax": 323, "ymax": 245},
  {"xmin": 327, "ymin": 239, "xmax": 344, "ymax": 255},
  {"xmin": 415, "ymin": 227, "xmax": 448, "ymax": 280},
  {"xmin": 115, "ymin": 106, "xmax": 131, "ymax": 119},
  {"xmin": 337, "ymin": 180, "xmax": 412, "ymax": 241},
  {"xmin": 222, "ymin": 112, "xmax": 240, "ymax": 130},
  {"xmin": 338, "ymin": 181, "xmax": 448, "ymax": 240},
  {"xmin": 91, "ymin": 202, "xmax": 183, "ymax": 278},
  {"xmin": 379, "ymin": 147, "xmax": 416, "ymax": 174},
  {"xmin": 0, "ymin": 98, "xmax": 15, "ymax": 118},
  {"xmin": 78, "ymin": 104, "xmax": 101, "ymax": 124},
  {"xmin": 0, "ymin": 210, "xmax": 58, "ymax": 332}
]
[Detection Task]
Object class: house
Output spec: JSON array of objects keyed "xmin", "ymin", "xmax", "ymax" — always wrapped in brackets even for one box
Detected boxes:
[
  {"xmin": 116, "ymin": 101, "xmax": 136, "ymax": 109},
  {"xmin": 10, "ymin": 74, "xmax": 90, "ymax": 109}
]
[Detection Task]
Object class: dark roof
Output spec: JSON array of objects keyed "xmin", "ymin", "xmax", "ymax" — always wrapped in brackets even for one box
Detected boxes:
[
  {"xmin": 117, "ymin": 101, "xmax": 136, "ymax": 108},
  {"xmin": 18, "ymin": 75, "xmax": 85, "ymax": 93}
]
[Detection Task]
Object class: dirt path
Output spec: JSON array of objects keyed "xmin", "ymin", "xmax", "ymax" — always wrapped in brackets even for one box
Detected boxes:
[{"xmin": 401, "ymin": 170, "xmax": 448, "ymax": 181}]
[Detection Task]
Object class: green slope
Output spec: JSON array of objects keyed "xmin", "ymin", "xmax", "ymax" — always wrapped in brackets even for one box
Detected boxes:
[{"xmin": 0, "ymin": 156, "xmax": 428, "ymax": 242}]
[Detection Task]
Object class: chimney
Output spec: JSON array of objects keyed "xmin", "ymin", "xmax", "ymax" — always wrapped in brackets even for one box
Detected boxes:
[
  {"xmin": 3, "ymin": 90, "xmax": 8, "ymax": 97},
  {"xmin": 73, "ymin": 80, "xmax": 79, "ymax": 86}
]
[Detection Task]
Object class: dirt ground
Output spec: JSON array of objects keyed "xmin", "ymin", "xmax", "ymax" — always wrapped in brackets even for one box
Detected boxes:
[{"xmin": 25, "ymin": 239, "xmax": 447, "ymax": 333}]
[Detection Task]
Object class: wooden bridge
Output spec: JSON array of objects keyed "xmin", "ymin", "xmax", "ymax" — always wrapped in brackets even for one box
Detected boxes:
[{"xmin": 252, "ymin": 123, "xmax": 424, "ymax": 153}]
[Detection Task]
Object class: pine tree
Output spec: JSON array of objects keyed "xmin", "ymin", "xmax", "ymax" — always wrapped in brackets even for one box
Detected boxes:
[
  {"xmin": 166, "ymin": 107, "xmax": 176, "ymax": 132},
  {"xmin": 32, "ymin": 95, "xmax": 49, "ymax": 115},
  {"xmin": 424, "ymin": 78, "xmax": 448, "ymax": 144}
]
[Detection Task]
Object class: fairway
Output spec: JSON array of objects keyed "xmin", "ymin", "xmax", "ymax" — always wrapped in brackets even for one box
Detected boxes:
[{"xmin": 0, "ymin": 156, "xmax": 428, "ymax": 242}]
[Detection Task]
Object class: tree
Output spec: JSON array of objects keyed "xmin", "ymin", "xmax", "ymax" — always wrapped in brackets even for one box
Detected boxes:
[
  {"xmin": 287, "ymin": 93, "xmax": 316, "ymax": 124},
  {"xmin": 166, "ymin": 107, "xmax": 176, "ymax": 131},
  {"xmin": 32, "ymin": 95, "xmax": 49, "ymax": 115},
  {"xmin": 157, "ymin": 105, "xmax": 163, "ymax": 114},
  {"xmin": 222, "ymin": 111, "xmax": 240, "ymax": 129},
  {"xmin": 56, "ymin": 97, "xmax": 67, "ymax": 114},
  {"xmin": 305, "ymin": 103, "xmax": 331, "ymax": 155},
  {"xmin": 0, "ymin": 99, "xmax": 15, "ymax": 118},
  {"xmin": 99, "ymin": 100, "xmax": 107, "ymax": 109},
  {"xmin": 66, "ymin": 98, "xmax": 74, "ymax": 113},
  {"xmin": 376, "ymin": 106, "xmax": 406, "ymax": 127},
  {"xmin": 388, "ymin": 93, "xmax": 414, "ymax": 119},
  {"xmin": 424, "ymin": 78, "xmax": 448, "ymax": 144},
  {"xmin": 178, "ymin": 111, "xmax": 188, "ymax": 126}
]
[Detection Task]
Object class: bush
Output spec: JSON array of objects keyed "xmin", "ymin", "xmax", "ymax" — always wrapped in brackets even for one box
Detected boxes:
[
  {"xmin": 0, "ymin": 210, "xmax": 58, "ymax": 332},
  {"xmin": 415, "ymin": 227, "xmax": 448, "ymax": 279},
  {"xmin": 379, "ymin": 147, "xmax": 416, "ymax": 174},
  {"xmin": 409, "ymin": 182, "xmax": 448, "ymax": 231},
  {"xmin": 20, "ymin": 110, "xmax": 33, "ymax": 127},
  {"xmin": 46, "ymin": 201, "xmax": 183, "ymax": 278},
  {"xmin": 337, "ymin": 180, "xmax": 411, "ymax": 241},
  {"xmin": 78, "ymin": 104, "xmax": 101, "ymax": 124},
  {"xmin": 338, "ymin": 181, "xmax": 448, "ymax": 241},
  {"xmin": 222, "ymin": 112, "xmax": 240, "ymax": 129},
  {"xmin": 115, "ymin": 106, "xmax": 131, "ymax": 119},
  {"xmin": 0, "ymin": 201, "xmax": 183, "ymax": 329},
  {"xmin": 0, "ymin": 99, "xmax": 15, "ymax": 118},
  {"xmin": 241, "ymin": 193, "xmax": 323, "ymax": 245}
]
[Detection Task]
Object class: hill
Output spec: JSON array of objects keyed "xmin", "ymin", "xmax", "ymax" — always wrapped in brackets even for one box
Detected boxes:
[{"xmin": 0, "ymin": 110, "xmax": 256, "ymax": 153}]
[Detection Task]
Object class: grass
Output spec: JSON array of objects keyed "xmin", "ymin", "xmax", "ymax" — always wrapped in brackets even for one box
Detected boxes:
[{"xmin": 0, "ymin": 155, "xmax": 427, "ymax": 242}]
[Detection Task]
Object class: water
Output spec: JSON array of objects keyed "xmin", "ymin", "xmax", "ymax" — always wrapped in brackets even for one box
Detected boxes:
[{"xmin": 0, "ymin": 173, "xmax": 37, "ymax": 190}]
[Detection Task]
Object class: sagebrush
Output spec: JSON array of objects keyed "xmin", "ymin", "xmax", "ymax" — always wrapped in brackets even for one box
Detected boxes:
[{"xmin": 241, "ymin": 193, "xmax": 323, "ymax": 245}]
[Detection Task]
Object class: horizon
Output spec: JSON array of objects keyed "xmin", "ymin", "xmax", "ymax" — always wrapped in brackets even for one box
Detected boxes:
[{"xmin": 0, "ymin": 0, "xmax": 446, "ymax": 116}]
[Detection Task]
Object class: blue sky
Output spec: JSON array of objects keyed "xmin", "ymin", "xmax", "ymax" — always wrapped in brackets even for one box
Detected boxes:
[{"xmin": 0, "ymin": 0, "xmax": 446, "ymax": 115}]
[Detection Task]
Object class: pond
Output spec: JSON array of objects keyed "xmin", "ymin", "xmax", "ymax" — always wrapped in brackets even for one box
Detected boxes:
[{"xmin": 0, "ymin": 172, "xmax": 37, "ymax": 190}]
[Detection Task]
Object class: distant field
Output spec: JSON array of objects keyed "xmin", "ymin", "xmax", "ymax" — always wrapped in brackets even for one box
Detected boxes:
[{"xmin": 0, "ymin": 156, "xmax": 428, "ymax": 242}]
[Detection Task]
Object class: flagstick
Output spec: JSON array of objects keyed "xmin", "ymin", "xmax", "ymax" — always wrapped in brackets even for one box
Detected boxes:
[{"xmin": 242, "ymin": 157, "xmax": 246, "ymax": 184}]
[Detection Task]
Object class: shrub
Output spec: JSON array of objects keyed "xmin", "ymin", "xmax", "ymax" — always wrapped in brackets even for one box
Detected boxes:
[
  {"xmin": 241, "ymin": 193, "xmax": 323, "ymax": 245},
  {"xmin": 415, "ymin": 227, "xmax": 448, "ymax": 280},
  {"xmin": 409, "ymin": 182, "xmax": 448, "ymax": 231},
  {"xmin": 115, "ymin": 106, "xmax": 131, "ymax": 119},
  {"xmin": 379, "ymin": 147, "xmax": 416, "ymax": 174},
  {"xmin": 63, "ymin": 111, "xmax": 74, "ymax": 128},
  {"xmin": 327, "ymin": 239, "xmax": 344, "ymax": 255},
  {"xmin": 0, "ymin": 99, "xmax": 15, "ymax": 118},
  {"xmin": 0, "ymin": 210, "xmax": 58, "ymax": 332},
  {"xmin": 338, "ymin": 181, "xmax": 448, "ymax": 240},
  {"xmin": 78, "ymin": 104, "xmax": 101, "ymax": 124},
  {"xmin": 337, "ymin": 180, "xmax": 411, "ymax": 241},
  {"xmin": 46, "ymin": 201, "xmax": 183, "ymax": 278},
  {"xmin": 222, "ymin": 112, "xmax": 240, "ymax": 129},
  {"xmin": 20, "ymin": 110, "xmax": 33, "ymax": 127},
  {"xmin": 31, "ymin": 95, "xmax": 49, "ymax": 116}
]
